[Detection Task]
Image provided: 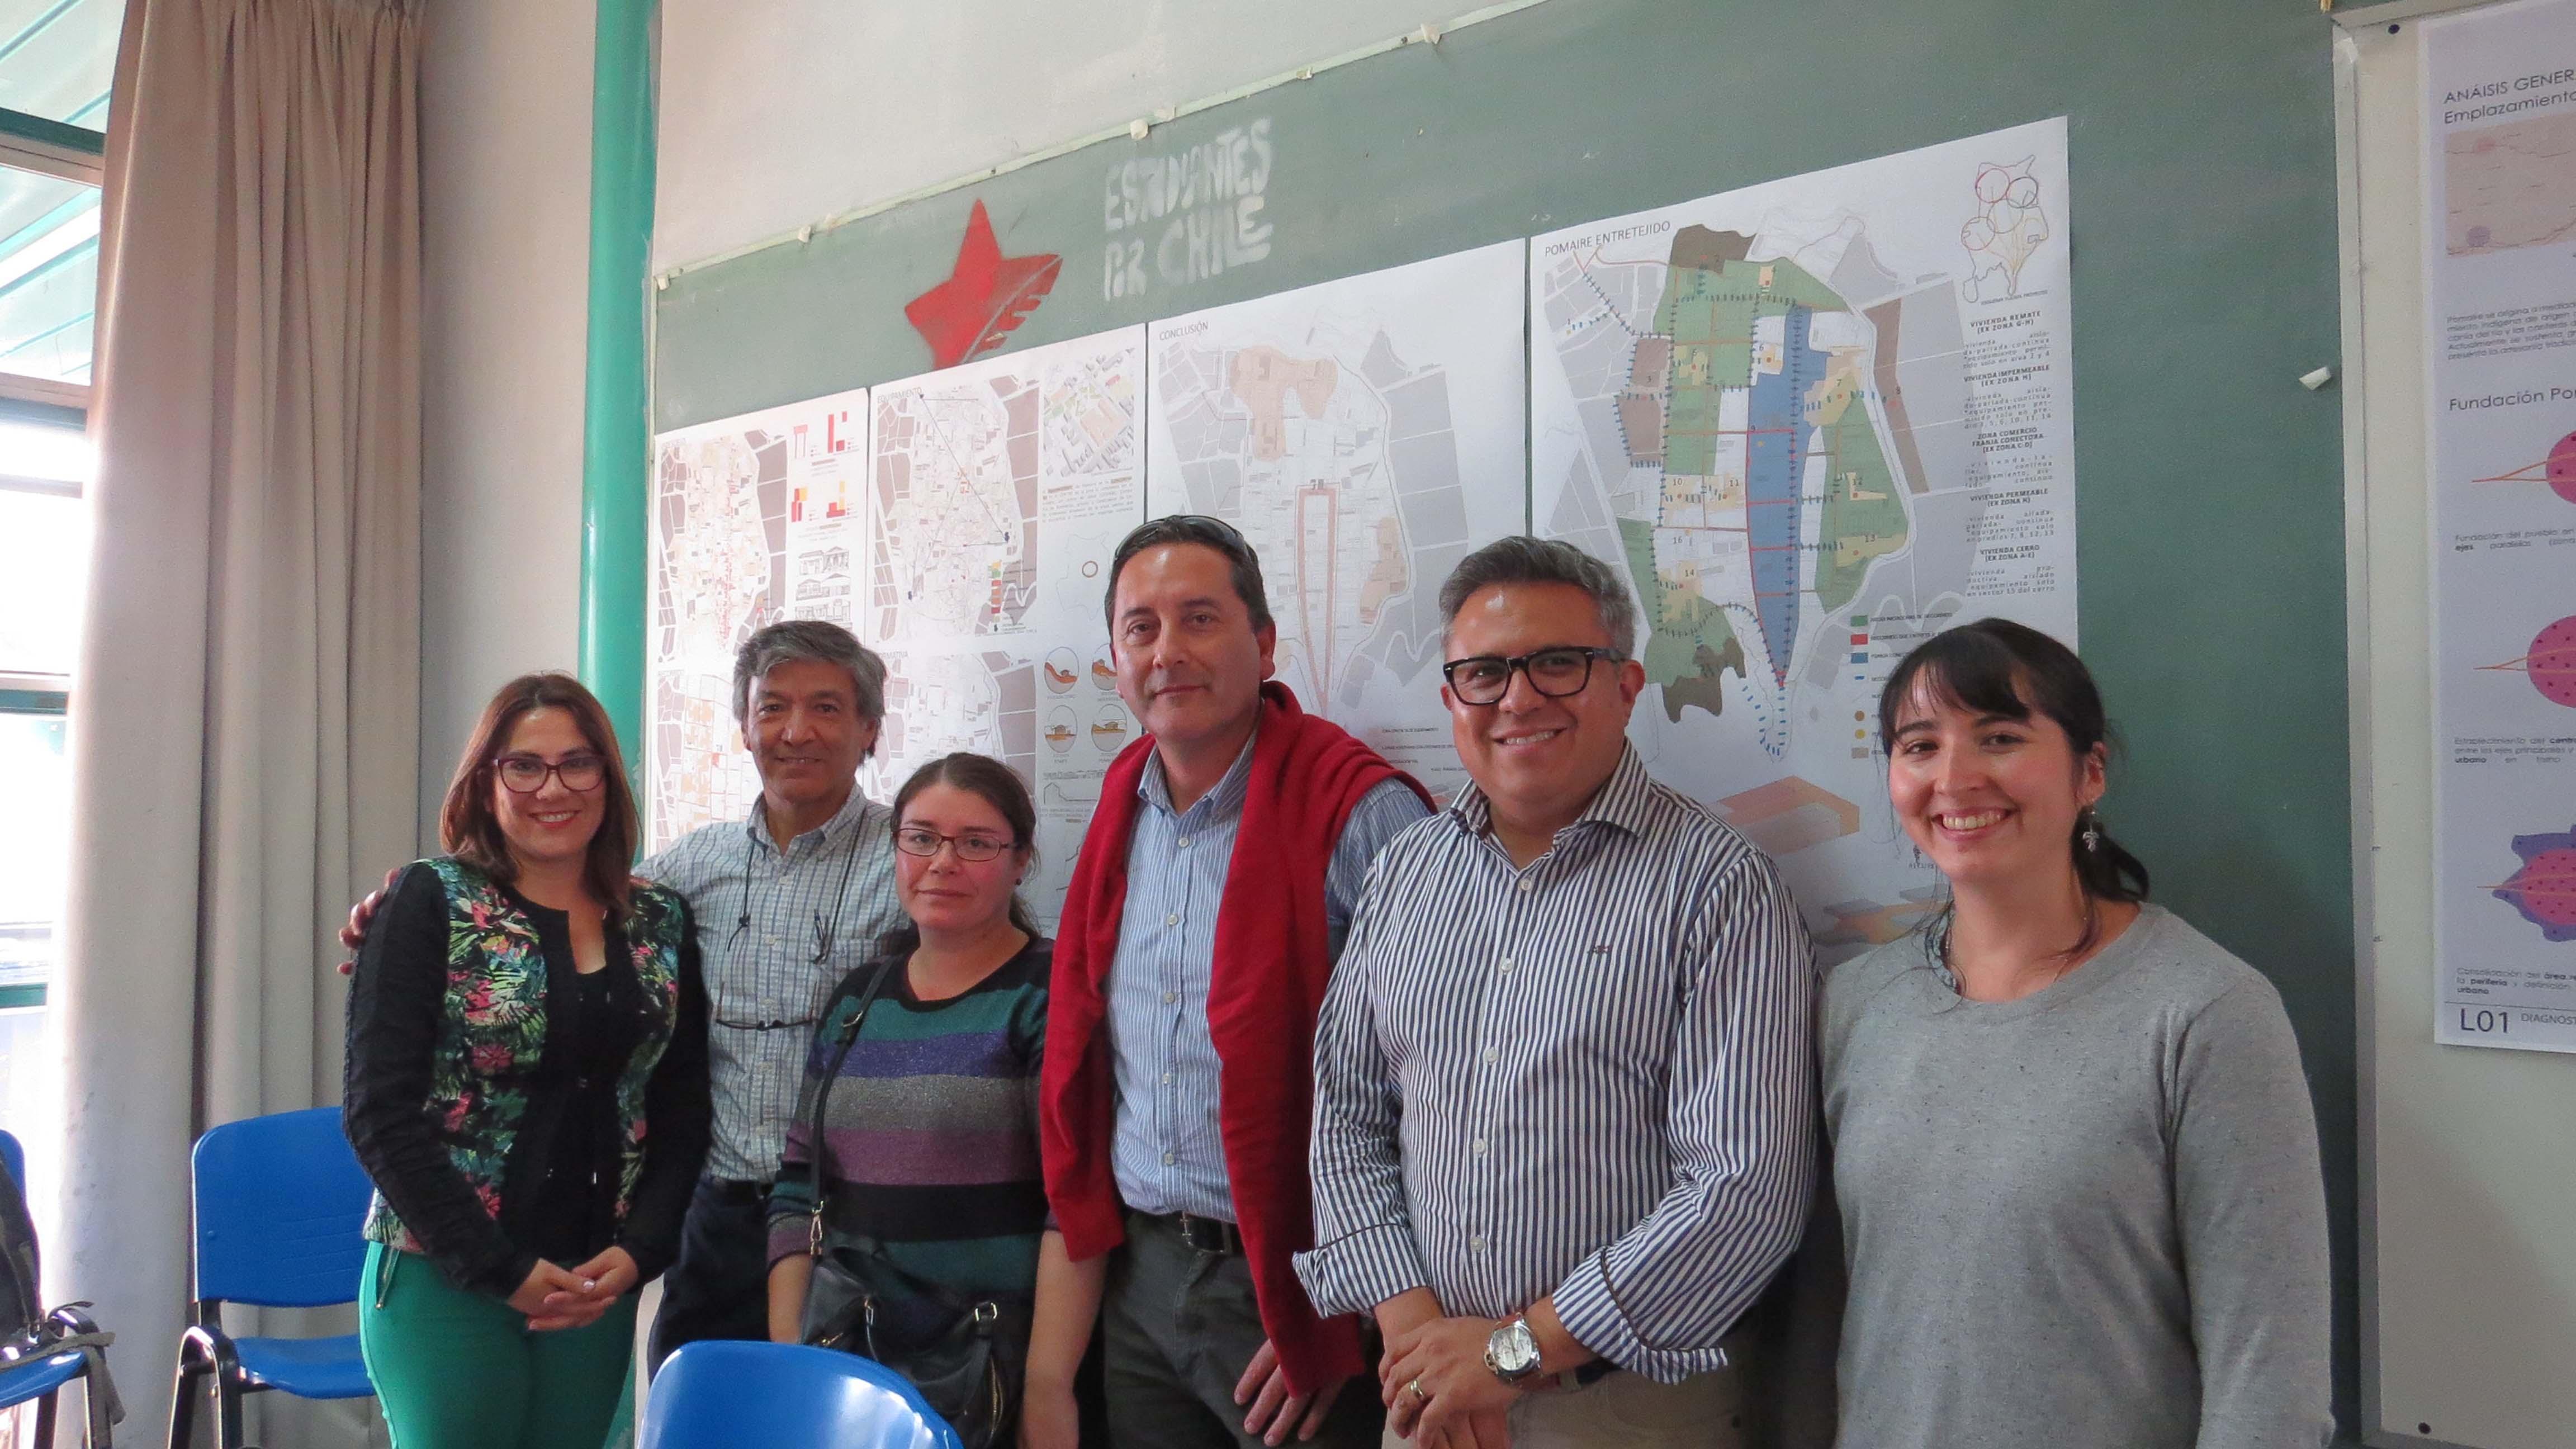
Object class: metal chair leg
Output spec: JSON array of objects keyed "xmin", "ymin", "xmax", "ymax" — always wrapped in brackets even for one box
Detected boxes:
[
  {"xmin": 168, "ymin": 1325, "xmax": 244, "ymax": 1449},
  {"xmin": 165, "ymin": 1346, "xmax": 199, "ymax": 1449}
]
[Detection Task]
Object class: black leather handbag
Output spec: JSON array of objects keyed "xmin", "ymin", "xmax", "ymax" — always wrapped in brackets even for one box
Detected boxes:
[{"xmin": 795, "ymin": 959, "xmax": 1025, "ymax": 1447}]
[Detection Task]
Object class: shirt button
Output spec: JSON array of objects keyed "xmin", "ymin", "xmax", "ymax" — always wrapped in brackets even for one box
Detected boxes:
[
  {"xmin": 1166, "ymin": 912, "xmax": 1180, "ymax": 926},
  {"xmin": 1472, "ymin": 1138, "xmax": 1487, "ymax": 1156},
  {"xmin": 1498, "ymin": 956, "xmax": 1514, "ymax": 974},
  {"xmin": 1469, "ymin": 1234, "xmax": 1487, "ymax": 1252},
  {"xmin": 1177, "ymin": 835, "xmax": 1192, "ymax": 848},
  {"xmin": 1162, "ymin": 1072, "xmax": 1175, "ymax": 1085},
  {"xmin": 1163, "ymin": 991, "xmax": 1178, "ymax": 1005},
  {"xmin": 1162, "ymin": 1152, "xmax": 1177, "ymax": 1166},
  {"xmin": 1518, "ymin": 878, "xmax": 1534, "ymax": 893},
  {"xmin": 1482, "ymin": 1046, "xmax": 1499, "ymax": 1063},
  {"xmin": 766, "ymin": 936, "xmax": 783, "ymax": 946}
]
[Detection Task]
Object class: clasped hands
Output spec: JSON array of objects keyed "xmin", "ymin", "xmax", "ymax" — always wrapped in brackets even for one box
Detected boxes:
[
  {"xmin": 506, "ymin": 1245, "xmax": 638, "ymax": 1332},
  {"xmin": 1380, "ymin": 1308, "xmax": 1521, "ymax": 1448}
]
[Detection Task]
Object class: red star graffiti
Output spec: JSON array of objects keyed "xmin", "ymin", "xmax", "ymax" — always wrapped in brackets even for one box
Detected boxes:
[{"xmin": 903, "ymin": 199, "xmax": 1062, "ymax": 371}]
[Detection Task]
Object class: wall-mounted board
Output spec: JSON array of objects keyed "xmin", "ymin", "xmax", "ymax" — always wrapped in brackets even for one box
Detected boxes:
[{"xmin": 656, "ymin": 0, "xmax": 2359, "ymax": 1429}]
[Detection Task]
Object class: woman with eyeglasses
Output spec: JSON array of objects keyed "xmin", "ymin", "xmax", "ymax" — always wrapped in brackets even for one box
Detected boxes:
[
  {"xmin": 765, "ymin": 752, "xmax": 1085, "ymax": 1449},
  {"xmin": 343, "ymin": 673, "xmax": 711, "ymax": 1449}
]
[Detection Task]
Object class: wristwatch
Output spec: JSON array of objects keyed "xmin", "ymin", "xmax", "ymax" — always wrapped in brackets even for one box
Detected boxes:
[{"xmin": 1485, "ymin": 1316, "xmax": 1543, "ymax": 1386}]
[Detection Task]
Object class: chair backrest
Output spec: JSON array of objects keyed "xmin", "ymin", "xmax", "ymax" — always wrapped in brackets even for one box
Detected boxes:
[
  {"xmin": 191, "ymin": 1106, "xmax": 375, "ymax": 1308},
  {"xmin": 0, "ymin": 1129, "xmax": 22, "ymax": 1193},
  {"xmin": 640, "ymin": 1341, "xmax": 964, "ymax": 1449}
]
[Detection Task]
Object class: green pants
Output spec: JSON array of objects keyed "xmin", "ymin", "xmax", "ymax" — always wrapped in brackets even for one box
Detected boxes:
[{"xmin": 358, "ymin": 1242, "xmax": 636, "ymax": 1449}]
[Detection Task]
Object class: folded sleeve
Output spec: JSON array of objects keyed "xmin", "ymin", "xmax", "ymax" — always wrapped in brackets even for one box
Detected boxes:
[{"xmin": 1550, "ymin": 854, "xmax": 1817, "ymax": 1382}]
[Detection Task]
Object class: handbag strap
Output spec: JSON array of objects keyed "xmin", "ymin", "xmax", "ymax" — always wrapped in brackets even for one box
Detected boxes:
[{"xmin": 804, "ymin": 956, "xmax": 902, "ymax": 1233}]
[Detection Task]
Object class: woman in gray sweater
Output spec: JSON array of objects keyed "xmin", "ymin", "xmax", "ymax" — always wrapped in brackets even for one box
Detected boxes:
[{"xmin": 1820, "ymin": 618, "xmax": 2332, "ymax": 1448}]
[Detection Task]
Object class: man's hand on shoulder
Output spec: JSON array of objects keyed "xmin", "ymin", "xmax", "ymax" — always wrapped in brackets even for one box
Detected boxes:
[{"xmin": 334, "ymin": 866, "xmax": 402, "ymax": 977}]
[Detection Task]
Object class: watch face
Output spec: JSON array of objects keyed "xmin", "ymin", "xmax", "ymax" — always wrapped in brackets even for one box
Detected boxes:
[{"xmin": 1492, "ymin": 1320, "xmax": 1541, "ymax": 1375}]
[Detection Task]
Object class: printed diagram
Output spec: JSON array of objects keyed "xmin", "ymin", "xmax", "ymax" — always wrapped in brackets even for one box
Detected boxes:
[
  {"xmin": 2479, "ymin": 614, "xmax": 2576, "ymax": 707},
  {"xmin": 1590, "ymin": 225, "xmax": 1914, "ymax": 728},
  {"xmin": 1044, "ymin": 647, "xmax": 1080, "ymax": 694},
  {"xmin": 1145, "ymin": 242, "xmax": 1527, "ymax": 802},
  {"xmin": 647, "ymin": 390, "xmax": 868, "ymax": 849},
  {"xmin": 2493, "ymin": 825, "xmax": 2576, "ymax": 943},
  {"xmin": 870, "ymin": 382, "xmax": 1041, "ymax": 642},
  {"xmin": 864, "ymin": 328, "xmax": 1146, "ymax": 927},
  {"xmin": 2445, "ymin": 111, "xmax": 2576, "ymax": 256},
  {"xmin": 2474, "ymin": 428, "xmax": 2576, "ymax": 505},
  {"xmin": 1962, "ymin": 156, "xmax": 2049, "ymax": 302},
  {"xmin": 1531, "ymin": 119, "xmax": 2076, "ymax": 960}
]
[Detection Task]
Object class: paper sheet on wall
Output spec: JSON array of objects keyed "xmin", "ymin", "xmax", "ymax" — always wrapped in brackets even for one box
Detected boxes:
[
  {"xmin": 862, "ymin": 328, "xmax": 1147, "ymax": 929},
  {"xmin": 647, "ymin": 389, "xmax": 870, "ymax": 851},
  {"xmin": 1528, "ymin": 119, "xmax": 2077, "ymax": 961},
  {"xmin": 1143, "ymin": 242, "xmax": 1529, "ymax": 804},
  {"xmin": 2422, "ymin": 0, "xmax": 2576, "ymax": 1052}
]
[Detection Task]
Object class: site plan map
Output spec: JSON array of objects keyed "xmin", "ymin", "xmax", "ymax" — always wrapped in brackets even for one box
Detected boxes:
[{"xmin": 1530, "ymin": 119, "xmax": 2078, "ymax": 960}]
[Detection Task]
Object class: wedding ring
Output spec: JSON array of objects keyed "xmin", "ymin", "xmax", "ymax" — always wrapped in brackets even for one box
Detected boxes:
[
  {"xmin": 1407, "ymin": 1377, "xmax": 1427, "ymax": 1402},
  {"xmin": 581, "ymin": 1279, "xmax": 596, "ymax": 1291}
]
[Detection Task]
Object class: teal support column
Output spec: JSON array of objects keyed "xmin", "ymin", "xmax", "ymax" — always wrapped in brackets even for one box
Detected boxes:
[{"xmin": 578, "ymin": 0, "xmax": 657, "ymax": 767}]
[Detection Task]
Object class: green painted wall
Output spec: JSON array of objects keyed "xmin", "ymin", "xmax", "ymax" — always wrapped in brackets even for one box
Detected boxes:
[{"xmin": 651, "ymin": 0, "xmax": 2357, "ymax": 1431}]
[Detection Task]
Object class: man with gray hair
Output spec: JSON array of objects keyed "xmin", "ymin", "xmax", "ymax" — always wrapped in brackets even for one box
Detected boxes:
[
  {"xmin": 1295, "ymin": 536, "xmax": 1816, "ymax": 1448},
  {"xmin": 637, "ymin": 618, "xmax": 904, "ymax": 1362},
  {"xmin": 340, "ymin": 618, "xmax": 903, "ymax": 1363}
]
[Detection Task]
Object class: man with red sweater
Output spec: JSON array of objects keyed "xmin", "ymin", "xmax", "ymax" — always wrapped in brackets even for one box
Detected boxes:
[{"xmin": 1036, "ymin": 515, "xmax": 1432, "ymax": 1448}]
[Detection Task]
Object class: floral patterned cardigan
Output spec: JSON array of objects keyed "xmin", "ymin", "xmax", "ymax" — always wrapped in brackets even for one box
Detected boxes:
[{"xmin": 342, "ymin": 857, "xmax": 711, "ymax": 1299}]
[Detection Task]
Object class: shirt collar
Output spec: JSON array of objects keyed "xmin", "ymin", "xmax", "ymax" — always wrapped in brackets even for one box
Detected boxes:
[
  {"xmin": 1137, "ymin": 722, "xmax": 1258, "ymax": 823},
  {"xmin": 1445, "ymin": 742, "xmax": 1659, "ymax": 844},
  {"xmin": 745, "ymin": 778, "xmax": 878, "ymax": 853}
]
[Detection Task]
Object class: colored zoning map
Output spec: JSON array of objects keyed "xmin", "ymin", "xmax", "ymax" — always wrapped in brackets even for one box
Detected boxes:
[
  {"xmin": 1144, "ymin": 243, "xmax": 1527, "ymax": 802},
  {"xmin": 1532, "ymin": 120, "xmax": 2077, "ymax": 959},
  {"xmin": 864, "ymin": 330, "xmax": 1145, "ymax": 925},
  {"xmin": 647, "ymin": 390, "xmax": 868, "ymax": 849}
]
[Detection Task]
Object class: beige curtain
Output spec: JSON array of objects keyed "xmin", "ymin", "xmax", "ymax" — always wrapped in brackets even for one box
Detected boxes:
[{"xmin": 59, "ymin": 0, "xmax": 423, "ymax": 1441}]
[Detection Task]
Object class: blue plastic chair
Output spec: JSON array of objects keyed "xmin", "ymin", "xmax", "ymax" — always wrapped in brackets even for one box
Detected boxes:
[
  {"xmin": 0, "ymin": 1128, "xmax": 115, "ymax": 1446},
  {"xmin": 640, "ymin": 1341, "xmax": 964, "ymax": 1449},
  {"xmin": 167, "ymin": 1107, "xmax": 376, "ymax": 1449}
]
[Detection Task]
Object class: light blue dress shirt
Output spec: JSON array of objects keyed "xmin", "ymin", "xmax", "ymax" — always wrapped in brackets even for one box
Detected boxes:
[{"xmin": 1104, "ymin": 729, "xmax": 1430, "ymax": 1221}]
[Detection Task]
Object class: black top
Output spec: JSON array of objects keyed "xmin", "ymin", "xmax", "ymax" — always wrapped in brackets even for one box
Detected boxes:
[{"xmin": 343, "ymin": 864, "xmax": 711, "ymax": 1298}]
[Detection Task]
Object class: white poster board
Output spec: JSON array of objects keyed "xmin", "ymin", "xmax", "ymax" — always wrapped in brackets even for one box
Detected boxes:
[
  {"xmin": 1143, "ymin": 242, "xmax": 1529, "ymax": 803},
  {"xmin": 2421, "ymin": 0, "xmax": 2576, "ymax": 1052}
]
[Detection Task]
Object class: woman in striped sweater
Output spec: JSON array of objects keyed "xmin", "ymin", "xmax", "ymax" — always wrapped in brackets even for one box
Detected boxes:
[{"xmin": 765, "ymin": 752, "xmax": 1090, "ymax": 1449}]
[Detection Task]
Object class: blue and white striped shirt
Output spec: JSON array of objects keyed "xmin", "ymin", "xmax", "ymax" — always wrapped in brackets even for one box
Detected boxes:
[
  {"xmin": 1105, "ymin": 730, "xmax": 1433, "ymax": 1220},
  {"xmin": 640, "ymin": 787, "xmax": 903, "ymax": 1183},
  {"xmin": 1295, "ymin": 745, "xmax": 1816, "ymax": 1383}
]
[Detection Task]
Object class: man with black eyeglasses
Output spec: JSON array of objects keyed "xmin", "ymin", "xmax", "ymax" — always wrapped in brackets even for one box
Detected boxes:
[
  {"xmin": 343, "ymin": 618, "xmax": 901, "ymax": 1365},
  {"xmin": 1296, "ymin": 536, "xmax": 1816, "ymax": 1449}
]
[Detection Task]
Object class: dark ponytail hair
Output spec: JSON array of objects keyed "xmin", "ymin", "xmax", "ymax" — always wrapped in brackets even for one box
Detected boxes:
[
  {"xmin": 1877, "ymin": 619, "xmax": 2149, "ymax": 954},
  {"xmin": 878, "ymin": 752, "xmax": 1042, "ymax": 957}
]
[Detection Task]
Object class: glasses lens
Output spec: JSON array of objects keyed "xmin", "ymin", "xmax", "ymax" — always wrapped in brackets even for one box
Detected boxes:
[
  {"xmin": 895, "ymin": 827, "xmax": 941, "ymax": 858},
  {"xmin": 557, "ymin": 755, "xmax": 605, "ymax": 791},
  {"xmin": 1450, "ymin": 659, "xmax": 1510, "ymax": 704},
  {"xmin": 955, "ymin": 837, "xmax": 1010, "ymax": 862},
  {"xmin": 497, "ymin": 758, "xmax": 543, "ymax": 791},
  {"xmin": 1527, "ymin": 649, "xmax": 1593, "ymax": 695}
]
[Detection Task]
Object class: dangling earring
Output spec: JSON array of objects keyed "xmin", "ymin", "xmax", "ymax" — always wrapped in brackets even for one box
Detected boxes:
[{"xmin": 2081, "ymin": 807, "xmax": 2103, "ymax": 855}]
